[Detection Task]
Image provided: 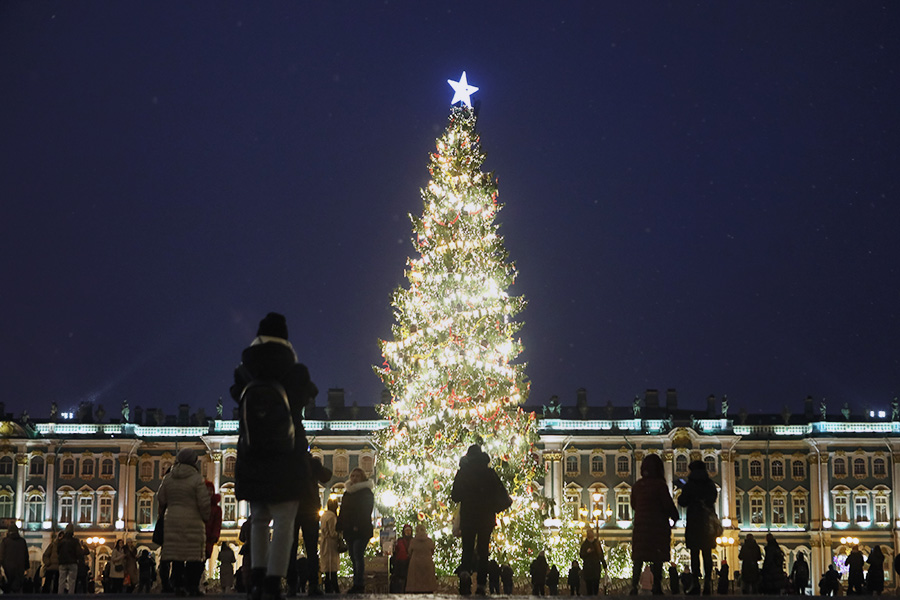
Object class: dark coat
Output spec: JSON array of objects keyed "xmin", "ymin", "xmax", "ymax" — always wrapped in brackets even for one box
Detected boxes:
[
  {"xmin": 231, "ymin": 338, "xmax": 318, "ymax": 502},
  {"xmin": 631, "ymin": 455, "xmax": 679, "ymax": 562},
  {"xmin": 738, "ymin": 537, "xmax": 762, "ymax": 583},
  {"xmin": 451, "ymin": 454, "xmax": 511, "ymax": 532},
  {"xmin": 867, "ymin": 547, "xmax": 885, "ymax": 593},
  {"xmin": 57, "ymin": 527, "xmax": 83, "ymax": 565},
  {"xmin": 530, "ymin": 553, "xmax": 548, "ymax": 586},
  {"xmin": 677, "ymin": 468, "xmax": 718, "ymax": 550},
  {"xmin": 0, "ymin": 526, "xmax": 29, "ymax": 577},
  {"xmin": 791, "ymin": 556, "xmax": 810, "ymax": 589},
  {"xmin": 336, "ymin": 479, "xmax": 375, "ymax": 542},
  {"xmin": 567, "ymin": 563, "xmax": 581, "ymax": 590},
  {"xmin": 760, "ymin": 539, "xmax": 786, "ymax": 593},
  {"xmin": 579, "ymin": 538, "xmax": 606, "ymax": 581}
]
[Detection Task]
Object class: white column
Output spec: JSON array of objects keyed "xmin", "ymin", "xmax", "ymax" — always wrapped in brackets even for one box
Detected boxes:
[
  {"xmin": 44, "ymin": 454, "xmax": 56, "ymax": 522},
  {"xmin": 15, "ymin": 454, "xmax": 27, "ymax": 522}
]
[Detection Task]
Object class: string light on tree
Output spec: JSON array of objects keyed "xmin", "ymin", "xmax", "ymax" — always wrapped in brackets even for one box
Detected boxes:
[{"xmin": 373, "ymin": 73, "xmax": 580, "ymax": 573}]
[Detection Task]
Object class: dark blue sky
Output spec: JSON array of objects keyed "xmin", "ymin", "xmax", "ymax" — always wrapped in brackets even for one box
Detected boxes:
[{"xmin": 2, "ymin": 2, "xmax": 898, "ymax": 419}]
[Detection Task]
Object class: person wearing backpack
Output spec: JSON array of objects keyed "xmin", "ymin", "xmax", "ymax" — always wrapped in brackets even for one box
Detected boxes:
[{"xmin": 230, "ymin": 312, "xmax": 318, "ymax": 600}]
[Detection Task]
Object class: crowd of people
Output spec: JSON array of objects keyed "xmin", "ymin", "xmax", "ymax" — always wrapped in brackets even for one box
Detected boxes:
[{"xmin": 0, "ymin": 312, "xmax": 896, "ymax": 597}]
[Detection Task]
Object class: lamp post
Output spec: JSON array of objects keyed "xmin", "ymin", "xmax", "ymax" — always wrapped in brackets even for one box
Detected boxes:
[
  {"xmin": 716, "ymin": 535, "xmax": 736, "ymax": 593},
  {"xmin": 85, "ymin": 536, "xmax": 105, "ymax": 593}
]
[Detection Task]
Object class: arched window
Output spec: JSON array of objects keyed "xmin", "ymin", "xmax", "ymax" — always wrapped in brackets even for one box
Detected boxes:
[
  {"xmin": 78, "ymin": 493, "xmax": 94, "ymax": 524},
  {"xmin": 873, "ymin": 457, "xmax": 887, "ymax": 477},
  {"xmin": 833, "ymin": 457, "xmax": 847, "ymax": 477},
  {"xmin": 675, "ymin": 455, "xmax": 689, "ymax": 475},
  {"xmin": 0, "ymin": 456, "xmax": 13, "ymax": 476},
  {"xmin": 59, "ymin": 495, "xmax": 74, "ymax": 523},
  {"xmin": 98, "ymin": 495, "xmax": 114, "ymax": 525},
  {"xmin": 704, "ymin": 455, "xmax": 717, "ymax": 475},
  {"xmin": 139, "ymin": 460, "xmax": 153, "ymax": 480},
  {"xmin": 81, "ymin": 458, "xmax": 94, "ymax": 479},
  {"xmin": 223, "ymin": 455, "xmax": 236, "ymax": 477},
  {"xmin": 616, "ymin": 455, "xmax": 630, "ymax": 475},
  {"xmin": 749, "ymin": 459, "xmax": 763, "ymax": 479},
  {"xmin": 333, "ymin": 454, "xmax": 349, "ymax": 478},
  {"xmin": 590, "ymin": 454, "xmax": 604, "ymax": 475},
  {"xmin": 61, "ymin": 458, "xmax": 76, "ymax": 477},
  {"xmin": 138, "ymin": 496, "xmax": 153, "ymax": 526},
  {"xmin": 100, "ymin": 459, "xmax": 114, "ymax": 478},
  {"xmin": 26, "ymin": 494, "xmax": 44, "ymax": 525},
  {"xmin": 852, "ymin": 458, "xmax": 866, "ymax": 477},
  {"xmin": 0, "ymin": 494, "xmax": 12, "ymax": 518},
  {"xmin": 359, "ymin": 454, "xmax": 375, "ymax": 477},
  {"xmin": 771, "ymin": 460, "xmax": 784, "ymax": 479},
  {"xmin": 222, "ymin": 494, "xmax": 238, "ymax": 522},
  {"xmin": 792, "ymin": 460, "xmax": 806, "ymax": 479},
  {"xmin": 29, "ymin": 456, "xmax": 44, "ymax": 477},
  {"xmin": 565, "ymin": 455, "xmax": 579, "ymax": 474}
]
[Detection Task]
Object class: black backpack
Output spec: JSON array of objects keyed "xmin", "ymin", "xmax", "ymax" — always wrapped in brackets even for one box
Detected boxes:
[{"xmin": 238, "ymin": 366, "xmax": 295, "ymax": 456}]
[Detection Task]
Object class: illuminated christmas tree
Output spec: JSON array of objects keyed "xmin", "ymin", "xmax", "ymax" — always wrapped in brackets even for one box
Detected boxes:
[{"xmin": 373, "ymin": 73, "xmax": 558, "ymax": 574}]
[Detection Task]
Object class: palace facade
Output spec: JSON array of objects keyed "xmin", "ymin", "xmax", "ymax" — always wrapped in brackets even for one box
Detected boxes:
[{"xmin": 1, "ymin": 388, "xmax": 897, "ymax": 589}]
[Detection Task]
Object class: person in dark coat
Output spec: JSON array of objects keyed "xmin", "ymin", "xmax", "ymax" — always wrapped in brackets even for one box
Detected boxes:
[
  {"xmin": 668, "ymin": 563, "xmax": 680, "ymax": 595},
  {"xmin": 488, "ymin": 559, "xmax": 501, "ymax": 594},
  {"xmin": 0, "ymin": 523, "xmax": 29, "ymax": 593},
  {"xmin": 677, "ymin": 460, "xmax": 718, "ymax": 595},
  {"xmin": 137, "ymin": 549, "xmax": 157, "ymax": 593},
  {"xmin": 820, "ymin": 564, "xmax": 841, "ymax": 596},
  {"xmin": 336, "ymin": 467, "xmax": 375, "ymax": 594},
  {"xmin": 791, "ymin": 552, "xmax": 810, "ymax": 595},
  {"xmin": 567, "ymin": 560, "xmax": 581, "ymax": 596},
  {"xmin": 230, "ymin": 312, "xmax": 318, "ymax": 600},
  {"xmin": 739, "ymin": 534, "xmax": 762, "ymax": 593},
  {"xmin": 548, "ymin": 564, "xmax": 560, "ymax": 596},
  {"xmin": 390, "ymin": 524, "xmax": 414, "ymax": 594},
  {"xmin": 579, "ymin": 527, "xmax": 607, "ymax": 595},
  {"xmin": 717, "ymin": 559, "xmax": 729, "ymax": 595},
  {"xmin": 760, "ymin": 533, "xmax": 786, "ymax": 594},
  {"xmin": 846, "ymin": 545, "xmax": 865, "ymax": 595},
  {"xmin": 451, "ymin": 444, "xmax": 512, "ymax": 596},
  {"xmin": 630, "ymin": 453, "xmax": 679, "ymax": 595},
  {"xmin": 500, "ymin": 563, "xmax": 514, "ymax": 595},
  {"xmin": 287, "ymin": 453, "xmax": 332, "ymax": 596},
  {"xmin": 530, "ymin": 551, "xmax": 549, "ymax": 596},
  {"xmin": 218, "ymin": 542, "xmax": 236, "ymax": 592},
  {"xmin": 57, "ymin": 523, "xmax": 83, "ymax": 594},
  {"xmin": 867, "ymin": 545, "xmax": 885, "ymax": 595}
]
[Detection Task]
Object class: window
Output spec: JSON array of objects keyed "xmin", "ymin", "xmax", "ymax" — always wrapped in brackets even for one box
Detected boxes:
[
  {"xmin": 0, "ymin": 495, "xmax": 12, "ymax": 519},
  {"xmin": 704, "ymin": 455, "xmax": 717, "ymax": 475},
  {"xmin": 100, "ymin": 459, "xmax": 114, "ymax": 478},
  {"xmin": 792, "ymin": 460, "xmax": 806, "ymax": 479},
  {"xmin": 833, "ymin": 458, "xmax": 847, "ymax": 477},
  {"xmin": 223, "ymin": 455, "xmax": 236, "ymax": 477},
  {"xmin": 565, "ymin": 455, "xmax": 579, "ymax": 474},
  {"xmin": 333, "ymin": 454, "xmax": 349, "ymax": 479},
  {"xmin": 223, "ymin": 494, "xmax": 238, "ymax": 522},
  {"xmin": 138, "ymin": 496, "xmax": 152, "ymax": 526},
  {"xmin": 853, "ymin": 458, "xmax": 866, "ymax": 477},
  {"xmin": 874, "ymin": 496, "xmax": 889, "ymax": 523},
  {"xmin": 834, "ymin": 496, "xmax": 849, "ymax": 522},
  {"xmin": 734, "ymin": 460, "xmax": 741, "ymax": 479},
  {"xmin": 616, "ymin": 455, "xmax": 630, "ymax": 475},
  {"xmin": 78, "ymin": 495, "xmax": 93, "ymax": 524},
  {"xmin": 81, "ymin": 458, "xmax": 94, "ymax": 479},
  {"xmin": 26, "ymin": 495, "xmax": 44, "ymax": 524},
  {"xmin": 59, "ymin": 495, "xmax": 74, "ymax": 523},
  {"xmin": 29, "ymin": 456, "xmax": 44, "ymax": 477},
  {"xmin": 675, "ymin": 455, "xmax": 689, "ymax": 475},
  {"xmin": 750, "ymin": 497, "xmax": 764, "ymax": 524},
  {"xmin": 0, "ymin": 457, "xmax": 12, "ymax": 476},
  {"xmin": 749, "ymin": 460, "xmax": 763, "ymax": 479},
  {"xmin": 735, "ymin": 496, "xmax": 743, "ymax": 525},
  {"xmin": 590, "ymin": 454, "xmax": 604, "ymax": 475},
  {"xmin": 359, "ymin": 454, "xmax": 375, "ymax": 476},
  {"xmin": 873, "ymin": 457, "xmax": 887, "ymax": 477},
  {"xmin": 772, "ymin": 497, "xmax": 786, "ymax": 524},
  {"xmin": 61, "ymin": 459, "xmax": 76, "ymax": 477},
  {"xmin": 139, "ymin": 461, "xmax": 153, "ymax": 480},
  {"xmin": 616, "ymin": 490, "xmax": 632, "ymax": 521},
  {"xmin": 793, "ymin": 497, "xmax": 807, "ymax": 526},
  {"xmin": 98, "ymin": 496, "xmax": 113, "ymax": 525},
  {"xmin": 854, "ymin": 496, "xmax": 869, "ymax": 522},
  {"xmin": 771, "ymin": 460, "xmax": 784, "ymax": 479},
  {"xmin": 564, "ymin": 488, "xmax": 581, "ymax": 520}
]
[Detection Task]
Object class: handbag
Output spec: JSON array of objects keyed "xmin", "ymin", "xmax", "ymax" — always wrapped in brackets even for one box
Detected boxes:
[
  {"xmin": 337, "ymin": 538, "xmax": 348, "ymax": 553},
  {"xmin": 703, "ymin": 504, "xmax": 723, "ymax": 537},
  {"xmin": 152, "ymin": 506, "xmax": 166, "ymax": 545}
]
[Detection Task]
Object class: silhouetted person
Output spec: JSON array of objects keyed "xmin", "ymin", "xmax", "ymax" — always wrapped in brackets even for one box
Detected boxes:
[{"xmin": 630, "ymin": 454, "xmax": 678, "ymax": 595}]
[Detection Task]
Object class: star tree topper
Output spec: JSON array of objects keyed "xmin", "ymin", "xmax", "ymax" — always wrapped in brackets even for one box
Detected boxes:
[{"xmin": 448, "ymin": 71, "xmax": 479, "ymax": 108}]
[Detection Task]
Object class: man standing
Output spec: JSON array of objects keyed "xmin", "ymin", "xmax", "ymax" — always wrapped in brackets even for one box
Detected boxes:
[
  {"xmin": 57, "ymin": 524, "xmax": 83, "ymax": 593},
  {"xmin": 451, "ymin": 444, "xmax": 511, "ymax": 596},
  {"xmin": 231, "ymin": 312, "xmax": 318, "ymax": 600}
]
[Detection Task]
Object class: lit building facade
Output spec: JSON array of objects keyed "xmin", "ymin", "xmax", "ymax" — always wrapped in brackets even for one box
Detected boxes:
[{"xmin": 1, "ymin": 389, "xmax": 897, "ymax": 589}]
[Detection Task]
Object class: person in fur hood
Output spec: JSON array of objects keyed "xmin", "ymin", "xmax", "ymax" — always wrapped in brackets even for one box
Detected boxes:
[{"xmin": 336, "ymin": 467, "xmax": 375, "ymax": 593}]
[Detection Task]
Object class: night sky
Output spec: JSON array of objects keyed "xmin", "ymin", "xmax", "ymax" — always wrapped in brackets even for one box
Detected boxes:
[{"xmin": 2, "ymin": 2, "xmax": 899, "ymax": 420}]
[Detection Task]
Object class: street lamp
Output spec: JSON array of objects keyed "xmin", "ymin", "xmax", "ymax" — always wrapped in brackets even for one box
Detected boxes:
[
  {"xmin": 85, "ymin": 537, "xmax": 105, "ymax": 593},
  {"xmin": 840, "ymin": 536, "xmax": 860, "ymax": 546}
]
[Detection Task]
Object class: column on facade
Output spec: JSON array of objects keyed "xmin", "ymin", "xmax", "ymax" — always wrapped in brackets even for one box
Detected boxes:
[
  {"xmin": 117, "ymin": 454, "xmax": 128, "ymax": 528},
  {"xmin": 44, "ymin": 453, "xmax": 56, "ymax": 524},
  {"xmin": 719, "ymin": 450, "xmax": 733, "ymax": 524},
  {"xmin": 211, "ymin": 452, "xmax": 222, "ymax": 491},
  {"xmin": 125, "ymin": 455, "xmax": 138, "ymax": 529},
  {"xmin": 807, "ymin": 451, "xmax": 826, "ymax": 590},
  {"xmin": 662, "ymin": 450, "xmax": 674, "ymax": 489},
  {"xmin": 542, "ymin": 451, "xmax": 562, "ymax": 519},
  {"xmin": 14, "ymin": 453, "xmax": 27, "ymax": 523}
]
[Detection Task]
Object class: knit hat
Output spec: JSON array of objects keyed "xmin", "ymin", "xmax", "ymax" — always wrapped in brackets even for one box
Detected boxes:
[
  {"xmin": 176, "ymin": 448, "xmax": 198, "ymax": 466},
  {"xmin": 257, "ymin": 312, "xmax": 289, "ymax": 340}
]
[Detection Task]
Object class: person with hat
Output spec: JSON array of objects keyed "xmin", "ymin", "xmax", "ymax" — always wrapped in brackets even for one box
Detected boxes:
[
  {"xmin": 451, "ymin": 444, "xmax": 512, "ymax": 596},
  {"xmin": 230, "ymin": 312, "xmax": 318, "ymax": 600},
  {"xmin": 157, "ymin": 447, "xmax": 211, "ymax": 596}
]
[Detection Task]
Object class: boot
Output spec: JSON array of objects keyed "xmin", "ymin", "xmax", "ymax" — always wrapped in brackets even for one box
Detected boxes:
[
  {"xmin": 262, "ymin": 576, "xmax": 285, "ymax": 600},
  {"xmin": 250, "ymin": 568, "xmax": 267, "ymax": 600},
  {"xmin": 458, "ymin": 571, "xmax": 472, "ymax": 596}
]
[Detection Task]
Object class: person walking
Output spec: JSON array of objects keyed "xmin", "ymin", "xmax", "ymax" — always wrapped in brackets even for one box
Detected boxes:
[
  {"xmin": 218, "ymin": 542, "xmax": 236, "ymax": 593},
  {"xmin": 579, "ymin": 528, "xmax": 607, "ymax": 596},
  {"xmin": 451, "ymin": 444, "xmax": 512, "ymax": 596},
  {"xmin": 567, "ymin": 560, "xmax": 581, "ymax": 596},
  {"xmin": 231, "ymin": 312, "xmax": 318, "ymax": 600},
  {"xmin": 738, "ymin": 534, "xmax": 762, "ymax": 594},
  {"xmin": 867, "ymin": 545, "xmax": 885, "ymax": 595},
  {"xmin": 630, "ymin": 453, "xmax": 679, "ymax": 595},
  {"xmin": 405, "ymin": 524, "xmax": 437, "ymax": 593},
  {"xmin": 158, "ymin": 447, "xmax": 212, "ymax": 596},
  {"xmin": 57, "ymin": 523, "xmax": 83, "ymax": 593},
  {"xmin": 791, "ymin": 552, "xmax": 810, "ymax": 595},
  {"xmin": 336, "ymin": 467, "xmax": 375, "ymax": 594},
  {"xmin": 530, "ymin": 550, "xmax": 549, "ymax": 596},
  {"xmin": 318, "ymin": 498, "xmax": 341, "ymax": 594},
  {"xmin": 677, "ymin": 460, "xmax": 718, "ymax": 595},
  {"xmin": 759, "ymin": 533, "xmax": 786, "ymax": 594}
]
